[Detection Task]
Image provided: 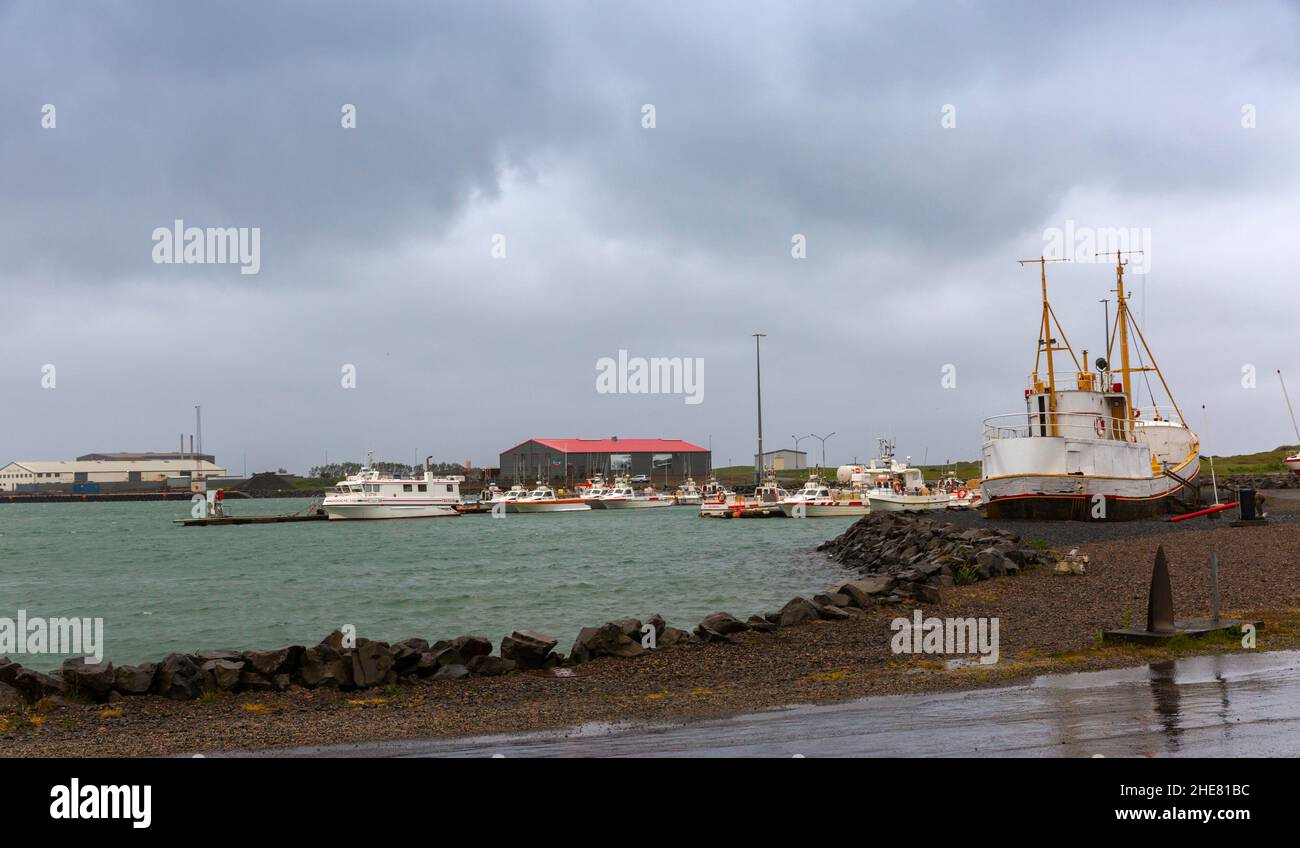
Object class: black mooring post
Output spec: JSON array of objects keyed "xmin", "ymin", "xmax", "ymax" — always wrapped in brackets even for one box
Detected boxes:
[
  {"xmin": 1239, "ymin": 488, "xmax": 1256, "ymax": 521},
  {"xmin": 1147, "ymin": 545, "xmax": 1176, "ymax": 634}
]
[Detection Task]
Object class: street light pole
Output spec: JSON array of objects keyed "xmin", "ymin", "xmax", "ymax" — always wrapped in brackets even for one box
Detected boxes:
[
  {"xmin": 810, "ymin": 432, "xmax": 836, "ymax": 470},
  {"xmin": 753, "ymin": 333, "xmax": 766, "ymax": 484},
  {"xmin": 793, "ymin": 434, "xmax": 812, "ymax": 469}
]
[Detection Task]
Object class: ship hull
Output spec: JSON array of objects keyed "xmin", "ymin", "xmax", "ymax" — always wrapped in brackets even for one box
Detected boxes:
[{"xmin": 982, "ymin": 464, "xmax": 1200, "ymax": 521}]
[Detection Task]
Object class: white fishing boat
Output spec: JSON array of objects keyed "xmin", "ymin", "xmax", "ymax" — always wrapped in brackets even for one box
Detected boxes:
[
  {"xmin": 862, "ymin": 440, "xmax": 951, "ymax": 512},
  {"xmin": 778, "ymin": 475, "xmax": 871, "ymax": 517},
  {"xmin": 673, "ymin": 477, "xmax": 704, "ymax": 505},
  {"xmin": 980, "ymin": 254, "xmax": 1200, "ymax": 520},
  {"xmin": 323, "ymin": 453, "xmax": 463, "ymax": 520},
  {"xmin": 600, "ymin": 480, "xmax": 675, "ymax": 508},
  {"xmin": 700, "ymin": 475, "xmax": 788, "ymax": 518},
  {"xmin": 577, "ymin": 475, "xmax": 613, "ymax": 509},
  {"xmin": 508, "ymin": 482, "xmax": 591, "ymax": 513}
]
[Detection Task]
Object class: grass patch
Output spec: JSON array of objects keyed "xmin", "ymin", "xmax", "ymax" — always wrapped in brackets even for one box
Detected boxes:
[{"xmin": 807, "ymin": 669, "xmax": 851, "ymax": 683}]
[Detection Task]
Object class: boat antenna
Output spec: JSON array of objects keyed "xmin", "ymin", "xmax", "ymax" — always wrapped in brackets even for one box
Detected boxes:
[
  {"xmin": 1279, "ymin": 370, "xmax": 1300, "ymax": 444},
  {"xmin": 1018, "ymin": 256, "xmax": 1078, "ymax": 436}
]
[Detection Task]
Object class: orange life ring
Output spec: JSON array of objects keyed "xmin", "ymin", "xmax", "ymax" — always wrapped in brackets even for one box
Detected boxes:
[
  {"xmin": 892, "ymin": 480, "xmax": 902, "ymax": 494},
  {"xmin": 956, "ymin": 488, "xmax": 968, "ymax": 500},
  {"xmin": 1094, "ymin": 417, "xmax": 1106, "ymax": 436}
]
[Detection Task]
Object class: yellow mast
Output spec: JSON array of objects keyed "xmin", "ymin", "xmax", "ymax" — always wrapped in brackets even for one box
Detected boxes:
[
  {"xmin": 1099, "ymin": 250, "xmax": 1184, "ymax": 433},
  {"xmin": 1019, "ymin": 256, "xmax": 1075, "ymax": 436}
]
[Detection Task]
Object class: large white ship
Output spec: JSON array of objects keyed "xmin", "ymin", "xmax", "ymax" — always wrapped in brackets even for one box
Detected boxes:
[
  {"xmin": 980, "ymin": 253, "xmax": 1200, "ymax": 520},
  {"xmin": 322, "ymin": 454, "xmax": 464, "ymax": 519}
]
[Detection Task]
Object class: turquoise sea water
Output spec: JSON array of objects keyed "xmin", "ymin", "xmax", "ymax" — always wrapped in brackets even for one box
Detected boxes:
[{"xmin": 0, "ymin": 499, "xmax": 856, "ymax": 669}]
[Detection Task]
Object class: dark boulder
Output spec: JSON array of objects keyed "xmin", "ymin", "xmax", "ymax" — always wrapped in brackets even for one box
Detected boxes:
[
  {"xmin": 697, "ymin": 612, "xmax": 749, "ymax": 636},
  {"xmin": 569, "ymin": 622, "xmax": 645, "ymax": 663},
  {"xmin": 61, "ymin": 657, "xmax": 116, "ymax": 699},
  {"xmin": 238, "ymin": 671, "xmax": 275, "ymax": 692},
  {"xmin": 295, "ymin": 645, "xmax": 353, "ymax": 689},
  {"xmin": 201, "ymin": 658, "xmax": 244, "ymax": 692},
  {"xmin": 777, "ymin": 597, "xmax": 822, "ymax": 628},
  {"xmin": 745, "ymin": 615, "xmax": 778, "ymax": 633},
  {"xmin": 243, "ymin": 646, "xmax": 302, "ymax": 677},
  {"xmin": 500, "ymin": 630, "xmax": 558, "ymax": 669},
  {"xmin": 11, "ymin": 667, "xmax": 63, "ymax": 703},
  {"xmin": 154, "ymin": 653, "xmax": 204, "ymax": 700},
  {"xmin": 431, "ymin": 635, "xmax": 493, "ymax": 668},
  {"xmin": 815, "ymin": 603, "xmax": 850, "ymax": 621},
  {"xmin": 0, "ymin": 681, "xmax": 25, "ymax": 708},
  {"xmin": 113, "ymin": 663, "xmax": 156, "ymax": 696},
  {"xmin": 467, "ymin": 655, "xmax": 516, "ymax": 677},
  {"xmin": 392, "ymin": 639, "xmax": 429, "ymax": 676},
  {"xmin": 351, "ymin": 639, "xmax": 395, "ymax": 689}
]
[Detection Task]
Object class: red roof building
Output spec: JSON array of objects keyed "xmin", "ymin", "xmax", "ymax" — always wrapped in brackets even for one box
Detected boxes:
[{"xmin": 499, "ymin": 437, "xmax": 711, "ymax": 484}]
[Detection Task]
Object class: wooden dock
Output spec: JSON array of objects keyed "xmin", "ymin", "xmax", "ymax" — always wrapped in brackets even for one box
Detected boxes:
[{"xmin": 173, "ymin": 513, "xmax": 329, "ymax": 527}]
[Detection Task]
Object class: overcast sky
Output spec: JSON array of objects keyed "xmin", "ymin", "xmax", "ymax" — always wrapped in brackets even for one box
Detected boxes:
[{"xmin": 2, "ymin": 0, "xmax": 1298, "ymax": 474}]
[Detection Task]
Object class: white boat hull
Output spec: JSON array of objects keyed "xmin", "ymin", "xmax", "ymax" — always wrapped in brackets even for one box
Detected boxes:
[
  {"xmin": 1286, "ymin": 455, "xmax": 1300, "ymax": 477},
  {"xmin": 601, "ymin": 497, "xmax": 675, "ymax": 509},
  {"xmin": 866, "ymin": 493, "xmax": 951, "ymax": 512},
  {"xmin": 324, "ymin": 502, "xmax": 459, "ymax": 520},
  {"xmin": 778, "ymin": 500, "xmax": 870, "ymax": 517},
  {"xmin": 507, "ymin": 501, "xmax": 591, "ymax": 513}
]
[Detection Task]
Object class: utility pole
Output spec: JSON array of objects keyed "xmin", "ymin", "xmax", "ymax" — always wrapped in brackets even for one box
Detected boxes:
[{"xmin": 753, "ymin": 333, "xmax": 766, "ymax": 484}]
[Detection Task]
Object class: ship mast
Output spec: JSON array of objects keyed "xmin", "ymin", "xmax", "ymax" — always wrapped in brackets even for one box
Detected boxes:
[
  {"xmin": 1099, "ymin": 250, "xmax": 1184, "ymax": 431},
  {"xmin": 1018, "ymin": 256, "xmax": 1078, "ymax": 437}
]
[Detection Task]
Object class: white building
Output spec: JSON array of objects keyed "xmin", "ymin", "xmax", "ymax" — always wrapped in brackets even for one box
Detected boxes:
[{"xmin": 0, "ymin": 456, "xmax": 227, "ymax": 492}]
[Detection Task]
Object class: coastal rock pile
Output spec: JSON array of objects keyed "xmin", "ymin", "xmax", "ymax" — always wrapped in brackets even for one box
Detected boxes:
[
  {"xmin": 0, "ymin": 628, "xmax": 564, "ymax": 706},
  {"xmin": 1215, "ymin": 471, "xmax": 1297, "ymax": 491},
  {"xmin": 817, "ymin": 512, "xmax": 1046, "ymax": 604}
]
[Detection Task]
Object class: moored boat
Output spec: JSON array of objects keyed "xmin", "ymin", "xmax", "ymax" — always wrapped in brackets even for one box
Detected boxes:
[
  {"xmin": 862, "ymin": 440, "xmax": 951, "ymax": 512},
  {"xmin": 323, "ymin": 454, "xmax": 463, "ymax": 520},
  {"xmin": 1277, "ymin": 370, "xmax": 1300, "ymax": 478},
  {"xmin": 673, "ymin": 477, "xmax": 704, "ymax": 505},
  {"xmin": 700, "ymin": 475, "xmax": 788, "ymax": 518},
  {"xmin": 778, "ymin": 475, "xmax": 871, "ymax": 517},
  {"xmin": 980, "ymin": 254, "xmax": 1200, "ymax": 520},
  {"xmin": 507, "ymin": 482, "xmax": 591, "ymax": 513},
  {"xmin": 600, "ymin": 479, "xmax": 675, "ymax": 508}
]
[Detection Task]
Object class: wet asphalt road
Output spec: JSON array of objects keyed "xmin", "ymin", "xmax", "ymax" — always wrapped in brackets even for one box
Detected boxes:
[{"xmin": 217, "ymin": 650, "xmax": 1300, "ymax": 758}]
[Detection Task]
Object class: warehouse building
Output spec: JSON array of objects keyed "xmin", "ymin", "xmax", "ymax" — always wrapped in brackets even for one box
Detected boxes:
[
  {"xmin": 755, "ymin": 448, "xmax": 807, "ymax": 471},
  {"xmin": 499, "ymin": 438, "xmax": 710, "ymax": 485},
  {"xmin": 0, "ymin": 454, "xmax": 226, "ymax": 493}
]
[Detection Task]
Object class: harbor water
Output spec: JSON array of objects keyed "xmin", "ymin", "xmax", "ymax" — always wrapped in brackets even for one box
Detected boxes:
[{"xmin": 0, "ymin": 499, "xmax": 857, "ymax": 669}]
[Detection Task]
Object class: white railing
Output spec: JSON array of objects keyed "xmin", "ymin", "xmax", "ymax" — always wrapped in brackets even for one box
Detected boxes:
[{"xmin": 983, "ymin": 411, "xmax": 1140, "ymax": 443}]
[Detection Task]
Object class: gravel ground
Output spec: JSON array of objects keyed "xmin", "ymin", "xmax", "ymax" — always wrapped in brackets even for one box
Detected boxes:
[{"xmin": 4, "ymin": 510, "xmax": 1297, "ymax": 757}]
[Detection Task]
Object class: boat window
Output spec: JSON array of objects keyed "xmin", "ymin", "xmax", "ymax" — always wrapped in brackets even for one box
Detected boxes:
[
  {"xmin": 445, "ymin": 484, "xmax": 453, "ymax": 492},
  {"xmin": 418, "ymin": 484, "xmax": 427, "ymax": 492},
  {"xmin": 403, "ymin": 484, "xmax": 413, "ymax": 492}
]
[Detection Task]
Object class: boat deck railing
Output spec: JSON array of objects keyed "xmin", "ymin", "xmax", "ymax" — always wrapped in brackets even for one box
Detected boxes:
[{"xmin": 983, "ymin": 411, "xmax": 1142, "ymax": 443}]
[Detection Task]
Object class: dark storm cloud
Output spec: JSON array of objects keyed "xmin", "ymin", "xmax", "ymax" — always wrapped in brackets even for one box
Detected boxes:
[{"xmin": 2, "ymin": 0, "xmax": 1298, "ymax": 471}]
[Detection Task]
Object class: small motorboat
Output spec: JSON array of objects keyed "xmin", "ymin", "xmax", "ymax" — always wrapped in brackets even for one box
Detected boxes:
[
  {"xmin": 700, "ymin": 475, "xmax": 788, "ymax": 518},
  {"xmin": 673, "ymin": 477, "xmax": 704, "ymax": 505},
  {"xmin": 600, "ymin": 480, "xmax": 675, "ymax": 508},
  {"xmin": 862, "ymin": 440, "xmax": 951, "ymax": 513},
  {"xmin": 507, "ymin": 482, "xmax": 591, "ymax": 513},
  {"xmin": 778, "ymin": 475, "xmax": 870, "ymax": 517}
]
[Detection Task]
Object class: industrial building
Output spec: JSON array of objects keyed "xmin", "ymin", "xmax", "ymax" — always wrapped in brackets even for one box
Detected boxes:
[
  {"xmin": 0, "ymin": 453, "xmax": 226, "ymax": 493},
  {"xmin": 499, "ymin": 438, "xmax": 710, "ymax": 485},
  {"xmin": 755, "ymin": 448, "xmax": 807, "ymax": 471}
]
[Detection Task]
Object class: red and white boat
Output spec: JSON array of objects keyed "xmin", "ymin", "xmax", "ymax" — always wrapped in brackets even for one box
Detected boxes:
[
  {"xmin": 700, "ymin": 475, "xmax": 788, "ymax": 518},
  {"xmin": 778, "ymin": 475, "xmax": 870, "ymax": 517},
  {"xmin": 323, "ymin": 454, "xmax": 463, "ymax": 519}
]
